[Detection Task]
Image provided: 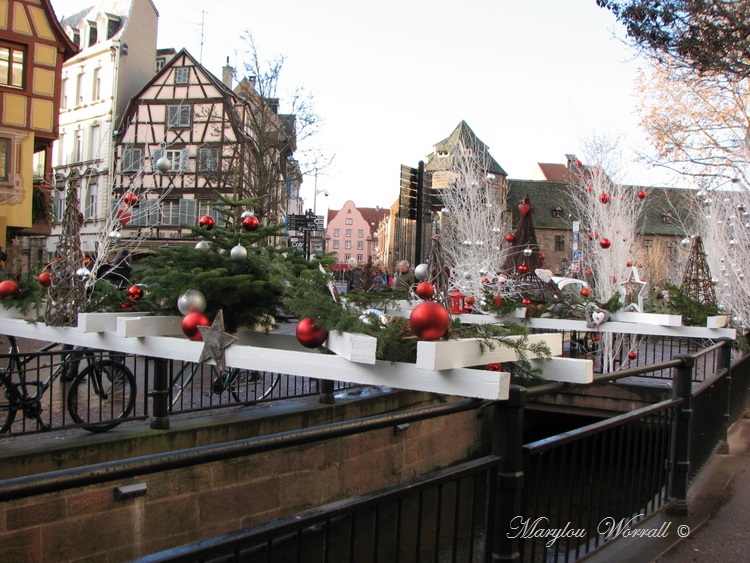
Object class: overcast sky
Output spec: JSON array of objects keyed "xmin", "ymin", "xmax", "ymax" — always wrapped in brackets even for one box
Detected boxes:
[{"xmin": 51, "ymin": 0, "xmax": 665, "ymax": 214}]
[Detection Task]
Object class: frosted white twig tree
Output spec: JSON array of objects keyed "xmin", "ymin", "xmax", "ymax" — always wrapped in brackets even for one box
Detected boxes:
[{"xmin": 437, "ymin": 140, "xmax": 510, "ymax": 311}]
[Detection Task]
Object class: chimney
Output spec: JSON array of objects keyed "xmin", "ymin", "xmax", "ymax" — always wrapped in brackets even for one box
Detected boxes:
[{"xmin": 221, "ymin": 57, "xmax": 233, "ymax": 88}]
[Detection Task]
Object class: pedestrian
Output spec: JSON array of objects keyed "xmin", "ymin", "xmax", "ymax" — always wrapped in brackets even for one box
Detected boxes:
[
  {"xmin": 394, "ymin": 260, "xmax": 415, "ymax": 289},
  {"xmin": 346, "ymin": 258, "xmax": 362, "ymax": 292},
  {"xmin": 372, "ymin": 260, "xmax": 389, "ymax": 289}
]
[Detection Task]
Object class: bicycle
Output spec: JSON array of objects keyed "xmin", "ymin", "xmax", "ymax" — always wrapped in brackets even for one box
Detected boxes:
[
  {"xmin": 0, "ymin": 336, "xmax": 137, "ymax": 433},
  {"xmin": 169, "ymin": 361, "xmax": 280, "ymax": 411}
]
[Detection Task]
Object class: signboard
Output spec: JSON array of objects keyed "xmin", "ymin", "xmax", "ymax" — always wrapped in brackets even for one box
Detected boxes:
[
  {"xmin": 569, "ymin": 260, "xmax": 581, "ymax": 273},
  {"xmin": 572, "ymin": 250, "xmax": 583, "ymax": 262}
]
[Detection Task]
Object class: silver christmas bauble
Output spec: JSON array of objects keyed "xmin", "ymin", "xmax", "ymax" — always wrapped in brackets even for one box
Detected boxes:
[
  {"xmin": 75, "ymin": 267, "xmax": 91, "ymax": 281},
  {"xmin": 230, "ymin": 244, "xmax": 247, "ymax": 261},
  {"xmin": 155, "ymin": 157, "xmax": 172, "ymax": 174},
  {"xmin": 177, "ymin": 289, "xmax": 206, "ymax": 315},
  {"xmin": 359, "ymin": 308, "xmax": 388, "ymax": 326},
  {"xmin": 241, "ymin": 210, "xmax": 254, "ymax": 218},
  {"xmin": 195, "ymin": 241, "xmax": 210, "ymax": 250},
  {"xmin": 108, "ymin": 230, "xmax": 121, "ymax": 241},
  {"xmin": 414, "ymin": 263, "xmax": 429, "ymax": 281}
]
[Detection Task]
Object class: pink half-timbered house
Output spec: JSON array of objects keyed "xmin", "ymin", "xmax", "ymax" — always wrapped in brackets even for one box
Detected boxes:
[{"xmin": 112, "ymin": 48, "xmax": 299, "ymax": 245}]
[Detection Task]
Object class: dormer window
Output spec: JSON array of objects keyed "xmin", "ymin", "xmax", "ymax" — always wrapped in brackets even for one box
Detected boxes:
[
  {"xmin": 107, "ymin": 17, "xmax": 120, "ymax": 40},
  {"xmin": 88, "ymin": 21, "xmax": 98, "ymax": 46},
  {"xmin": 551, "ymin": 206, "xmax": 564, "ymax": 219},
  {"xmin": 662, "ymin": 211, "xmax": 675, "ymax": 224},
  {"xmin": 175, "ymin": 67, "xmax": 189, "ymax": 84}
]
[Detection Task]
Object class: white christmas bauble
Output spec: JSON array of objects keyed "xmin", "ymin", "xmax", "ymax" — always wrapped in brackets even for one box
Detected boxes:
[
  {"xmin": 178, "ymin": 289, "xmax": 206, "ymax": 315},
  {"xmin": 75, "ymin": 267, "xmax": 91, "ymax": 281},
  {"xmin": 155, "ymin": 157, "xmax": 172, "ymax": 174},
  {"xmin": 230, "ymin": 244, "xmax": 248, "ymax": 261},
  {"xmin": 108, "ymin": 230, "xmax": 121, "ymax": 241},
  {"xmin": 414, "ymin": 263, "xmax": 429, "ymax": 281},
  {"xmin": 195, "ymin": 241, "xmax": 210, "ymax": 250}
]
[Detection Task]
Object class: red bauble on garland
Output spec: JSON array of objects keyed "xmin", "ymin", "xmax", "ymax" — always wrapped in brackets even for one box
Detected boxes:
[
  {"xmin": 637, "ymin": 190, "xmax": 647, "ymax": 200},
  {"xmin": 198, "ymin": 215, "xmax": 215, "ymax": 230},
  {"xmin": 242, "ymin": 215, "xmax": 260, "ymax": 231},
  {"xmin": 415, "ymin": 281, "xmax": 435, "ymax": 300},
  {"xmin": 504, "ymin": 234, "xmax": 515, "ymax": 243},
  {"xmin": 584, "ymin": 268, "xmax": 594, "ymax": 276},
  {"xmin": 0, "ymin": 280, "xmax": 20, "ymax": 299},
  {"xmin": 123, "ymin": 192, "xmax": 138, "ymax": 206},
  {"xmin": 127, "ymin": 285, "xmax": 144, "ymax": 301},
  {"xmin": 599, "ymin": 238, "xmax": 612, "ymax": 249},
  {"xmin": 296, "ymin": 317, "xmax": 328, "ymax": 348},
  {"xmin": 38, "ymin": 272, "xmax": 52, "ymax": 287},
  {"xmin": 182, "ymin": 312, "xmax": 211, "ymax": 341},
  {"xmin": 409, "ymin": 301, "xmax": 450, "ymax": 341},
  {"xmin": 628, "ymin": 351, "xmax": 638, "ymax": 360},
  {"xmin": 599, "ymin": 194, "xmax": 610, "ymax": 204},
  {"xmin": 580, "ymin": 287, "xmax": 592, "ymax": 297}
]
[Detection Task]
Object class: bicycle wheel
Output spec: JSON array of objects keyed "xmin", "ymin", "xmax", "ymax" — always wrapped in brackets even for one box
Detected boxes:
[
  {"xmin": 229, "ymin": 369, "xmax": 280, "ymax": 403},
  {"xmin": 0, "ymin": 374, "xmax": 17, "ymax": 433},
  {"xmin": 67, "ymin": 360, "xmax": 136, "ymax": 432},
  {"xmin": 170, "ymin": 363, "xmax": 196, "ymax": 410}
]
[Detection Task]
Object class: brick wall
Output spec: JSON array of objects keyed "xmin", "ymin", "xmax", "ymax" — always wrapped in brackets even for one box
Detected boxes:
[{"xmin": 0, "ymin": 394, "xmax": 485, "ymax": 561}]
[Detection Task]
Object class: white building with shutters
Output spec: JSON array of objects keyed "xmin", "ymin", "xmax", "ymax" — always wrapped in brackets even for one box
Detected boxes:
[
  {"xmin": 111, "ymin": 48, "xmax": 299, "ymax": 245},
  {"xmin": 49, "ymin": 0, "xmax": 159, "ymax": 255}
]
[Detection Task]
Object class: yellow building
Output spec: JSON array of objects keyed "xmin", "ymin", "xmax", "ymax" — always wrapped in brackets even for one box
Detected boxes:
[{"xmin": 0, "ymin": 0, "xmax": 76, "ymax": 264}]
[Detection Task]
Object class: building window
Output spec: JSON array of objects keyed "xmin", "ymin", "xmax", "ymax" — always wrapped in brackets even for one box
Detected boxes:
[
  {"xmin": 345, "ymin": 241, "xmax": 352, "ymax": 249},
  {"xmin": 122, "ymin": 147, "xmax": 143, "ymax": 172},
  {"xmin": 357, "ymin": 229, "xmax": 364, "ymax": 238},
  {"xmin": 107, "ymin": 17, "xmax": 120, "ymax": 39},
  {"xmin": 161, "ymin": 200, "xmax": 180, "ymax": 225},
  {"xmin": 554, "ymin": 235, "xmax": 565, "ymax": 252},
  {"xmin": 74, "ymin": 130, "xmax": 83, "ymax": 162},
  {"xmin": 198, "ymin": 147, "xmax": 219, "ymax": 171},
  {"xmin": 345, "ymin": 229, "xmax": 352, "ymax": 237},
  {"xmin": 130, "ymin": 200, "xmax": 160, "ymax": 226},
  {"xmin": 175, "ymin": 67, "xmax": 189, "ymax": 84},
  {"xmin": 551, "ymin": 206, "xmax": 564, "ymax": 219},
  {"xmin": 332, "ymin": 241, "xmax": 339, "ymax": 249},
  {"xmin": 88, "ymin": 21, "xmax": 98, "ymax": 46},
  {"xmin": 357, "ymin": 241, "xmax": 363, "ymax": 249},
  {"xmin": 357, "ymin": 254, "xmax": 363, "ymax": 263},
  {"xmin": 0, "ymin": 138, "xmax": 10, "ymax": 182},
  {"xmin": 32, "ymin": 148, "xmax": 46, "ymax": 182},
  {"xmin": 89, "ymin": 124, "xmax": 100, "ymax": 160},
  {"xmin": 54, "ymin": 190, "xmax": 64, "ymax": 223},
  {"xmin": 167, "ymin": 105, "xmax": 191, "ymax": 128},
  {"xmin": 345, "ymin": 218, "xmax": 353, "ymax": 225},
  {"xmin": 152, "ymin": 147, "xmax": 188, "ymax": 172},
  {"xmin": 344, "ymin": 253, "xmax": 351, "ymax": 262},
  {"xmin": 333, "ymin": 228, "xmax": 339, "ymax": 237},
  {"xmin": 178, "ymin": 199, "xmax": 197, "ymax": 224},
  {"xmin": 92, "ymin": 67, "xmax": 101, "ymax": 100},
  {"xmin": 643, "ymin": 239, "xmax": 653, "ymax": 249},
  {"xmin": 61, "ymin": 78, "xmax": 68, "ymax": 108},
  {"xmin": 0, "ymin": 43, "xmax": 25, "ymax": 88},
  {"xmin": 83, "ymin": 178, "xmax": 98, "ymax": 220},
  {"xmin": 76, "ymin": 72, "xmax": 83, "ymax": 105},
  {"xmin": 71, "ymin": 30, "xmax": 80, "ymax": 48}
]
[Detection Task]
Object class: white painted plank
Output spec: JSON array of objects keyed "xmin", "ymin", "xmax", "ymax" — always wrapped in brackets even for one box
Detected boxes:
[
  {"xmin": 706, "ymin": 315, "xmax": 730, "ymax": 328},
  {"xmin": 78, "ymin": 311, "xmax": 148, "ymax": 333},
  {"xmin": 416, "ymin": 333, "xmax": 563, "ymax": 370},
  {"xmin": 609, "ymin": 311, "xmax": 683, "ymax": 326},
  {"xmin": 530, "ymin": 357, "xmax": 594, "ymax": 384},
  {"xmin": 326, "ymin": 331, "xmax": 377, "ymax": 364},
  {"xmin": 116, "ymin": 316, "xmax": 183, "ymax": 338}
]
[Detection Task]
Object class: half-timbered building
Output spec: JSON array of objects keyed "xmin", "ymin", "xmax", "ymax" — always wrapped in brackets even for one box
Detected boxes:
[{"xmin": 112, "ymin": 48, "xmax": 299, "ymax": 246}]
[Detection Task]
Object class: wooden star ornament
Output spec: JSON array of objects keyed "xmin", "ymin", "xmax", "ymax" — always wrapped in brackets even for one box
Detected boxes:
[
  {"xmin": 197, "ymin": 310, "xmax": 237, "ymax": 369},
  {"xmin": 619, "ymin": 267, "xmax": 648, "ymax": 312}
]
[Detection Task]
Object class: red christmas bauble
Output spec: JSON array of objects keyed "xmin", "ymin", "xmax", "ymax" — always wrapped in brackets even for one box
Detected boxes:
[
  {"xmin": 599, "ymin": 194, "xmax": 610, "ymax": 204},
  {"xmin": 575, "ymin": 160, "xmax": 583, "ymax": 167},
  {"xmin": 415, "ymin": 281, "xmax": 435, "ymax": 300},
  {"xmin": 494, "ymin": 295, "xmax": 503, "ymax": 307},
  {"xmin": 522, "ymin": 298, "xmax": 532, "ymax": 305},
  {"xmin": 409, "ymin": 301, "xmax": 450, "ymax": 341},
  {"xmin": 584, "ymin": 268, "xmax": 594, "ymax": 276},
  {"xmin": 600, "ymin": 238, "xmax": 612, "ymax": 249},
  {"xmin": 198, "ymin": 215, "xmax": 215, "ymax": 230},
  {"xmin": 38, "ymin": 272, "xmax": 52, "ymax": 287},
  {"xmin": 539, "ymin": 253, "xmax": 546, "ymax": 260},
  {"xmin": 123, "ymin": 192, "xmax": 138, "ymax": 206},
  {"xmin": 296, "ymin": 317, "xmax": 328, "ymax": 348},
  {"xmin": 518, "ymin": 202, "xmax": 532, "ymax": 217},
  {"xmin": 626, "ymin": 261, "xmax": 633, "ymax": 267},
  {"xmin": 580, "ymin": 287, "xmax": 592, "ymax": 297},
  {"xmin": 242, "ymin": 215, "xmax": 260, "ymax": 231},
  {"xmin": 465, "ymin": 296, "xmax": 475, "ymax": 307},
  {"xmin": 0, "ymin": 280, "xmax": 20, "ymax": 299},
  {"xmin": 584, "ymin": 184, "xmax": 594, "ymax": 193},
  {"xmin": 127, "ymin": 285, "xmax": 144, "ymax": 301},
  {"xmin": 505, "ymin": 234, "xmax": 515, "ymax": 243},
  {"xmin": 589, "ymin": 231, "xmax": 599, "ymax": 240},
  {"xmin": 517, "ymin": 264, "xmax": 528, "ymax": 274},
  {"xmin": 592, "ymin": 334, "xmax": 601, "ymax": 342},
  {"xmin": 116, "ymin": 205, "xmax": 131, "ymax": 227},
  {"xmin": 182, "ymin": 312, "xmax": 210, "ymax": 341},
  {"xmin": 637, "ymin": 190, "xmax": 647, "ymax": 200},
  {"xmin": 628, "ymin": 351, "xmax": 638, "ymax": 360}
]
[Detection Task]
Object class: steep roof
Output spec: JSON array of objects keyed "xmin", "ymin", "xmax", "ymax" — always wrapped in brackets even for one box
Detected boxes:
[
  {"xmin": 327, "ymin": 206, "xmax": 389, "ymax": 231},
  {"xmin": 424, "ymin": 120, "xmax": 506, "ymax": 176}
]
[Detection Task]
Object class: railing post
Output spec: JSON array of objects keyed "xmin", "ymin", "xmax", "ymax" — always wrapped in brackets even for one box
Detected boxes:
[
  {"xmin": 150, "ymin": 357, "xmax": 170, "ymax": 430},
  {"xmin": 717, "ymin": 338, "xmax": 733, "ymax": 454},
  {"xmin": 667, "ymin": 354, "xmax": 694, "ymax": 517},
  {"xmin": 319, "ymin": 379, "xmax": 335, "ymax": 404},
  {"xmin": 491, "ymin": 385, "xmax": 527, "ymax": 563}
]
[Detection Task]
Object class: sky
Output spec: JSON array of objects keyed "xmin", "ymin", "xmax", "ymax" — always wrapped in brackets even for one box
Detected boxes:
[{"xmin": 50, "ymin": 0, "xmax": 665, "ymax": 215}]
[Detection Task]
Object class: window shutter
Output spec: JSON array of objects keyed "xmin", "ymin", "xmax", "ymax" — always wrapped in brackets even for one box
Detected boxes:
[
  {"xmin": 178, "ymin": 199, "xmax": 197, "ymax": 225},
  {"xmin": 152, "ymin": 148, "xmax": 163, "ymax": 170},
  {"xmin": 179, "ymin": 148, "xmax": 190, "ymax": 171}
]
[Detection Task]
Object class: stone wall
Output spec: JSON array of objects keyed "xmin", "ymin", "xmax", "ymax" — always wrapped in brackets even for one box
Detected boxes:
[{"xmin": 0, "ymin": 391, "xmax": 486, "ymax": 561}]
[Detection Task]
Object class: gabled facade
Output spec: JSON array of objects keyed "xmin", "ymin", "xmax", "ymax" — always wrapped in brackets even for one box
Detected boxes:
[
  {"xmin": 111, "ymin": 48, "xmax": 297, "ymax": 244},
  {"xmin": 49, "ymin": 0, "xmax": 158, "ymax": 255},
  {"xmin": 326, "ymin": 201, "xmax": 388, "ymax": 266},
  {"xmin": 0, "ymin": 0, "xmax": 76, "ymax": 259}
]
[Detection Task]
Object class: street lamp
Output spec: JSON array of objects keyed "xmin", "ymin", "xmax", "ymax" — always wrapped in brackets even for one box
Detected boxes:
[{"xmin": 312, "ymin": 169, "xmax": 328, "ymax": 215}]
